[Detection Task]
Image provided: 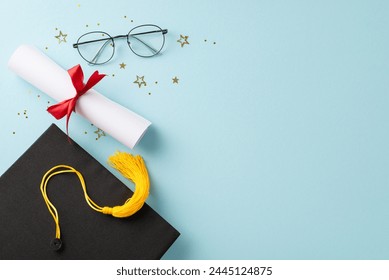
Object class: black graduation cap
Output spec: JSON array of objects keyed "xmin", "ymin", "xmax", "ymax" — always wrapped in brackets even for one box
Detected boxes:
[{"xmin": 0, "ymin": 124, "xmax": 179, "ymax": 259}]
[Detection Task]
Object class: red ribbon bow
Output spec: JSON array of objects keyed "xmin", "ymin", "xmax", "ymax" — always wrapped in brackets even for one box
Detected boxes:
[{"xmin": 47, "ymin": 64, "xmax": 105, "ymax": 137}]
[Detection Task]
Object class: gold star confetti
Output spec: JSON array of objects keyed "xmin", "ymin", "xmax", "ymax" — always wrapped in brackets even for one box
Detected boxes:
[
  {"xmin": 133, "ymin": 75, "xmax": 147, "ymax": 88},
  {"xmin": 177, "ymin": 34, "xmax": 189, "ymax": 47},
  {"xmin": 94, "ymin": 128, "xmax": 106, "ymax": 140},
  {"xmin": 54, "ymin": 31, "xmax": 67, "ymax": 44},
  {"xmin": 172, "ymin": 76, "xmax": 179, "ymax": 84},
  {"xmin": 119, "ymin": 62, "xmax": 126, "ymax": 69}
]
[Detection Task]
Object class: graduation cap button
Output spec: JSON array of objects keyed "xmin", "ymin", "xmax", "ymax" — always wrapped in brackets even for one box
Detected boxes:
[{"xmin": 50, "ymin": 238, "xmax": 62, "ymax": 251}]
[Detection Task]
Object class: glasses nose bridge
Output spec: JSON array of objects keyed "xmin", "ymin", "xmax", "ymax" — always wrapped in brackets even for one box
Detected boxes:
[
  {"xmin": 111, "ymin": 34, "xmax": 130, "ymax": 48},
  {"xmin": 112, "ymin": 34, "xmax": 128, "ymax": 40}
]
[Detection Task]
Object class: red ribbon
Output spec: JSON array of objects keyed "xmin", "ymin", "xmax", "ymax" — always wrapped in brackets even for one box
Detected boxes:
[{"xmin": 47, "ymin": 64, "xmax": 105, "ymax": 137}]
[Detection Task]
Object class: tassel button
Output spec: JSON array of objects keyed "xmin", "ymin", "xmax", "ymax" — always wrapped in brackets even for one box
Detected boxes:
[{"xmin": 50, "ymin": 238, "xmax": 63, "ymax": 251}]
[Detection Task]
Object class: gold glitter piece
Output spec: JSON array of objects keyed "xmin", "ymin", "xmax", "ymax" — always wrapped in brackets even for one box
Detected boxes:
[
  {"xmin": 155, "ymin": 81, "xmax": 158, "ymax": 84},
  {"xmin": 177, "ymin": 34, "xmax": 189, "ymax": 47},
  {"xmin": 124, "ymin": 15, "xmax": 127, "ymax": 18},
  {"xmin": 94, "ymin": 128, "xmax": 106, "ymax": 140},
  {"xmin": 133, "ymin": 75, "xmax": 147, "ymax": 88},
  {"xmin": 84, "ymin": 131, "xmax": 88, "ymax": 134},
  {"xmin": 112, "ymin": 74, "xmax": 115, "ymax": 77},
  {"xmin": 77, "ymin": 4, "xmax": 80, "ymax": 7},
  {"xmin": 13, "ymin": 132, "xmax": 16, "ymax": 135},
  {"xmin": 119, "ymin": 62, "xmax": 126, "ymax": 69},
  {"xmin": 172, "ymin": 76, "xmax": 179, "ymax": 84},
  {"xmin": 148, "ymin": 92, "xmax": 151, "ymax": 95},
  {"xmin": 55, "ymin": 31, "xmax": 67, "ymax": 44},
  {"xmin": 97, "ymin": 23, "xmax": 100, "ymax": 26}
]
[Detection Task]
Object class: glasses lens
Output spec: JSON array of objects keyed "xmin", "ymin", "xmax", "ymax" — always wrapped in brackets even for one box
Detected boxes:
[
  {"xmin": 76, "ymin": 32, "xmax": 114, "ymax": 64},
  {"xmin": 127, "ymin": 25, "xmax": 165, "ymax": 57}
]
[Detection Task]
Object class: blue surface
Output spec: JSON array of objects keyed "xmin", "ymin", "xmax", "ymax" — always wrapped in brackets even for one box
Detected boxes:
[{"xmin": 1, "ymin": 0, "xmax": 388, "ymax": 259}]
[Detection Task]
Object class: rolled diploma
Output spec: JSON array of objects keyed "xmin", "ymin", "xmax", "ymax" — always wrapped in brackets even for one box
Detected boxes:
[{"xmin": 8, "ymin": 45, "xmax": 151, "ymax": 149}]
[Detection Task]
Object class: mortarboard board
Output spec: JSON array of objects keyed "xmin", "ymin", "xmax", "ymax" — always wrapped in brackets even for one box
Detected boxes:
[{"xmin": 0, "ymin": 124, "xmax": 179, "ymax": 259}]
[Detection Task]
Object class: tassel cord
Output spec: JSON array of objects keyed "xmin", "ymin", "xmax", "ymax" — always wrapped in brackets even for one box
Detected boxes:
[
  {"xmin": 40, "ymin": 152, "xmax": 150, "ymax": 242},
  {"xmin": 40, "ymin": 165, "xmax": 105, "ymax": 239}
]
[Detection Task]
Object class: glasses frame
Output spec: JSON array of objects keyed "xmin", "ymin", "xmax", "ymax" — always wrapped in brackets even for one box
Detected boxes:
[{"xmin": 73, "ymin": 24, "xmax": 168, "ymax": 65}]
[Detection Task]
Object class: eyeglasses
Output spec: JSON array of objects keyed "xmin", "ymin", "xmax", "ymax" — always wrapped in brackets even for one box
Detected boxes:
[{"xmin": 73, "ymin": 24, "xmax": 168, "ymax": 65}]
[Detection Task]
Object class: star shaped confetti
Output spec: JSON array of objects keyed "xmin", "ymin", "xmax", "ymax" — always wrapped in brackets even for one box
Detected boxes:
[
  {"xmin": 172, "ymin": 76, "xmax": 179, "ymax": 84},
  {"xmin": 119, "ymin": 63, "xmax": 126, "ymax": 69},
  {"xmin": 94, "ymin": 128, "xmax": 106, "ymax": 140},
  {"xmin": 133, "ymin": 75, "xmax": 147, "ymax": 88},
  {"xmin": 55, "ymin": 31, "xmax": 67, "ymax": 44},
  {"xmin": 177, "ymin": 34, "xmax": 189, "ymax": 47}
]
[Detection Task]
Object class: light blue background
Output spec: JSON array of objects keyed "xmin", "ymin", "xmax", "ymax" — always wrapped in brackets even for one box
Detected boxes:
[{"xmin": 0, "ymin": 1, "xmax": 388, "ymax": 259}]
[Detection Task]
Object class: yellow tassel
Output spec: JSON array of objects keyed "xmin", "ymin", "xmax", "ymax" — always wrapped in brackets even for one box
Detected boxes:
[
  {"xmin": 40, "ymin": 152, "xmax": 150, "ymax": 248},
  {"xmin": 105, "ymin": 151, "xmax": 150, "ymax": 218}
]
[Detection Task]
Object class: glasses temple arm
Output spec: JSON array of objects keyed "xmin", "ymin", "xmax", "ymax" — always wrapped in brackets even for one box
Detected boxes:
[
  {"xmin": 130, "ymin": 29, "xmax": 168, "ymax": 36},
  {"xmin": 72, "ymin": 30, "xmax": 167, "ymax": 48},
  {"xmin": 129, "ymin": 35, "xmax": 159, "ymax": 54},
  {"xmin": 89, "ymin": 39, "xmax": 112, "ymax": 65}
]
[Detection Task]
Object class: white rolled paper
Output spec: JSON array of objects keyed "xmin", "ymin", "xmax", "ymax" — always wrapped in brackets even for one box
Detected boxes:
[{"xmin": 8, "ymin": 45, "xmax": 151, "ymax": 149}]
